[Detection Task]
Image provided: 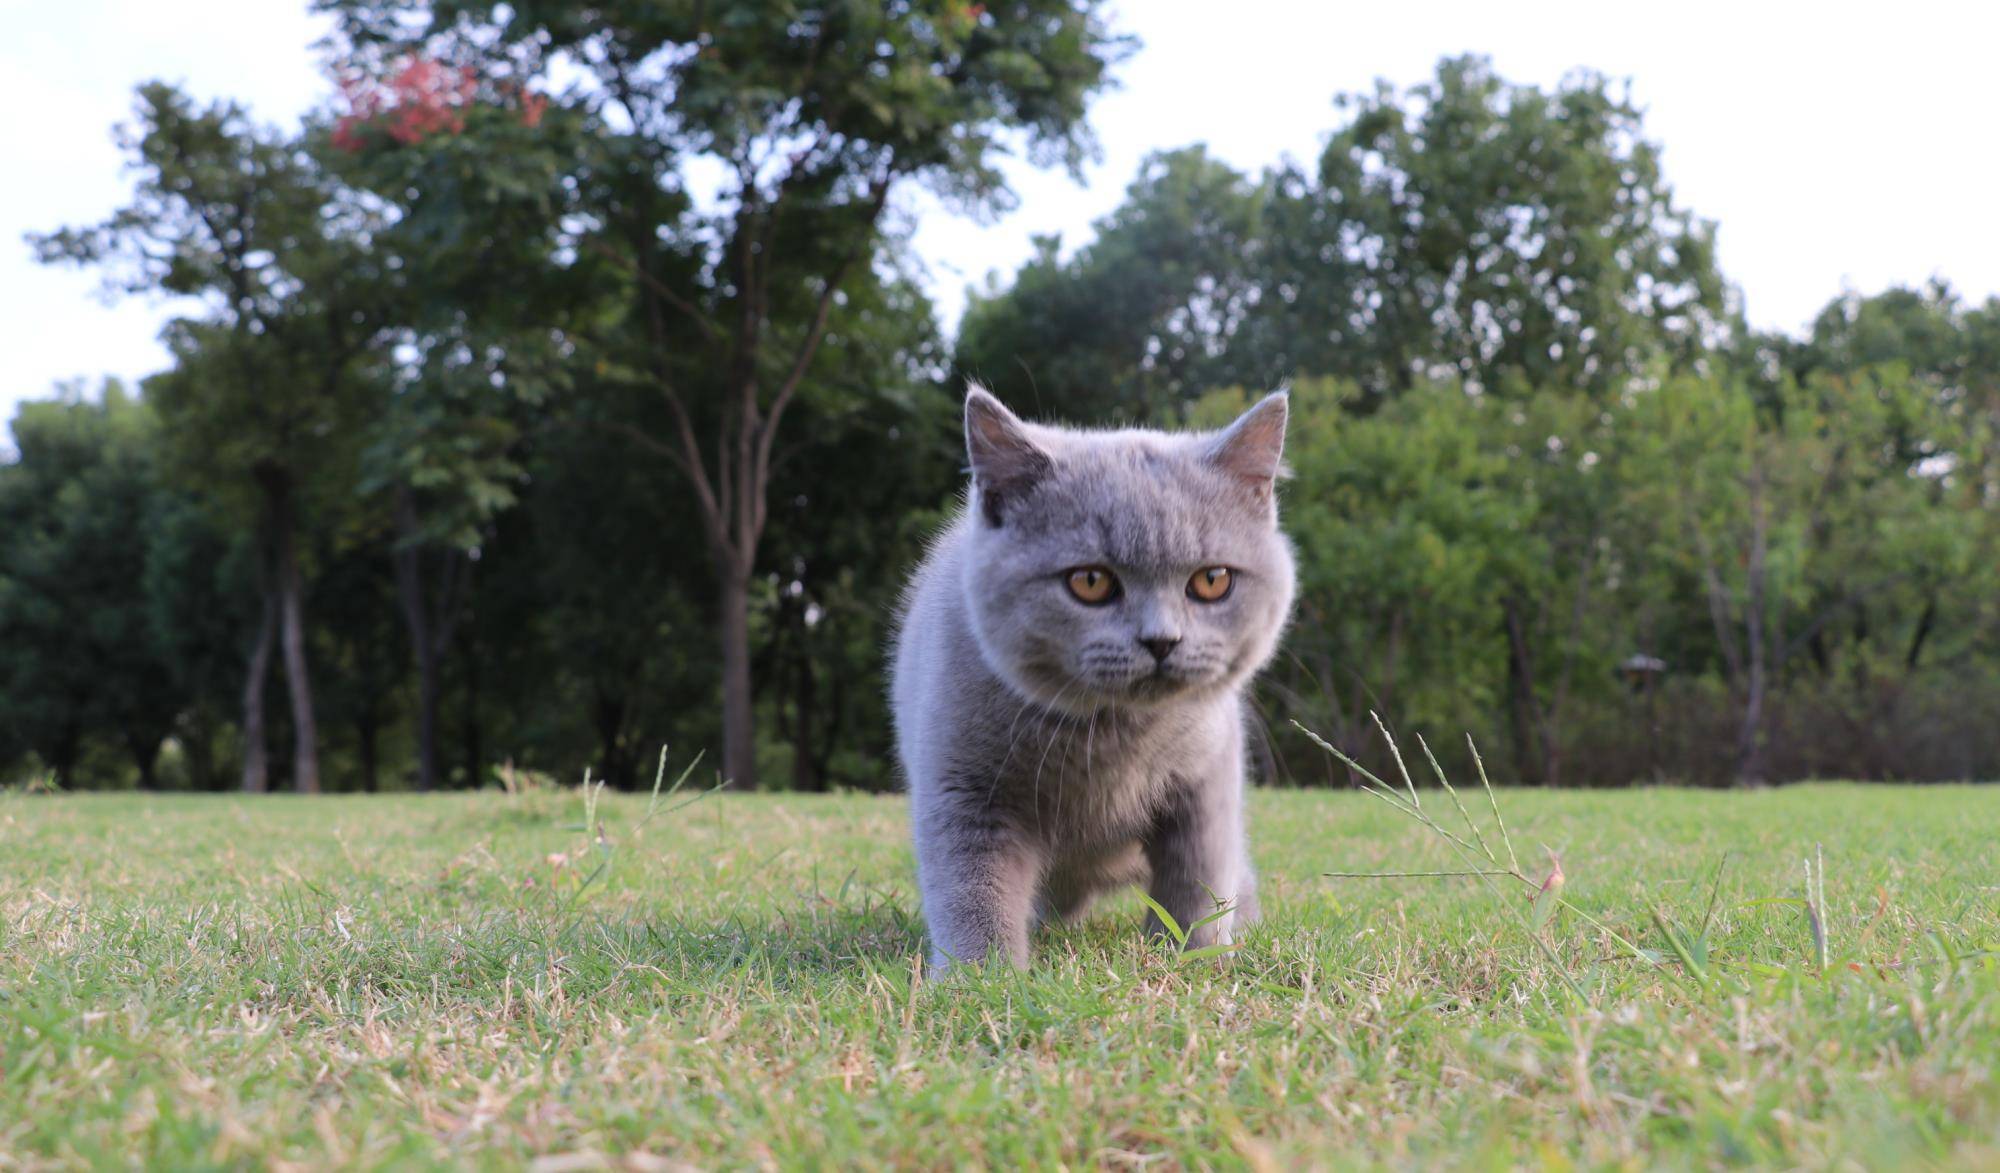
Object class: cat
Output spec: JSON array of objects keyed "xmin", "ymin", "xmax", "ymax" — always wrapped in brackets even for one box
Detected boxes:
[{"xmin": 891, "ymin": 386, "xmax": 1295, "ymax": 967}]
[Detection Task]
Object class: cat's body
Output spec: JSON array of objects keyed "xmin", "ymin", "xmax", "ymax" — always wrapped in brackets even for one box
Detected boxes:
[{"xmin": 892, "ymin": 389, "xmax": 1295, "ymax": 967}]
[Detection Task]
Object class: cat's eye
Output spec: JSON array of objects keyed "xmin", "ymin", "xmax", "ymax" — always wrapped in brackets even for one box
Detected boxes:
[
  {"xmin": 1065, "ymin": 567, "xmax": 1119, "ymax": 605},
  {"xmin": 1187, "ymin": 566, "xmax": 1234, "ymax": 602}
]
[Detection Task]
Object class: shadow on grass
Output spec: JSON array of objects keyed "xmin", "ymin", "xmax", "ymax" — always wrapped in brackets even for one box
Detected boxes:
[
  {"xmin": 509, "ymin": 879, "xmax": 928, "ymax": 995},
  {"xmin": 627, "ymin": 897, "xmax": 926, "ymax": 983}
]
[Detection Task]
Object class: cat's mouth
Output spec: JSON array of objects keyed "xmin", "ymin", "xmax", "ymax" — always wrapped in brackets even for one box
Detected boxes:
[
  {"xmin": 1037, "ymin": 646, "xmax": 1227, "ymax": 707},
  {"xmin": 1126, "ymin": 671, "xmax": 1184, "ymax": 699},
  {"xmin": 1093, "ymin": 661, "xmax": 1220, "ymax": 704}
]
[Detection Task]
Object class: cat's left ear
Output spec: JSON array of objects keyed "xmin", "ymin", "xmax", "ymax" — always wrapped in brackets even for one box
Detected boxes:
[
  {"xmin": 1205, "ymin": 391, "xmax": 1289, "ymax": 502},
  {"xmin": 965, "ymin": 385, "xmax": 1051, "ymax": 526}
]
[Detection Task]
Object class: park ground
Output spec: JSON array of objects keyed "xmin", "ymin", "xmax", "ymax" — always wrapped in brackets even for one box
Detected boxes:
[{"xmin": 2, "ymin": 778, "xmax": 1997, "ymax": 1169}]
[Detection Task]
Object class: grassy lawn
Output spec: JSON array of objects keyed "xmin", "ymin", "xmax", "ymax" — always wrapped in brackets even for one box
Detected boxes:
[{"xmin": 3, "ymin": 779, "xmax": 1997, "ymax": 1169}]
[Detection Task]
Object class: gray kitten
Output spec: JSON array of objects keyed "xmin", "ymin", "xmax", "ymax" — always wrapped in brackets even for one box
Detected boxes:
[{"xmin": 891, "ymin": 387, "xmax": 1295, "ymax": 967}]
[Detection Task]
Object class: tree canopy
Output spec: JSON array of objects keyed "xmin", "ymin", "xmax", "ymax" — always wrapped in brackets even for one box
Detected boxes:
[{"xmin": 8, "ymin": 46, "xmax": 1998, "ymax": 792}]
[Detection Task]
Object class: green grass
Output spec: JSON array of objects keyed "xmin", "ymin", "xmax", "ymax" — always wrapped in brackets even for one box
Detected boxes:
[{"xmin": 3, "ymin": 779, "xmax": 1998, "ymax": 1169}]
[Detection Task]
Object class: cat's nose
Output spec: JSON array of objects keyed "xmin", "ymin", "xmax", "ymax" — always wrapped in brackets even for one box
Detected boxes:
[{"xmin": 1140, "ymin": 636, "xmax": 1180, "ymax": 664}]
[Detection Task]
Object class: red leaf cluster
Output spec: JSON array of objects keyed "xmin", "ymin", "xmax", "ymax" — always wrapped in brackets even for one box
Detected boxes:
[
  {"xmin": 331, "ymin": 56, "xmax": 549, "ymax": 153},
  {"xmin": 519, "ymin": 90, "xmax": 549, "ymax": 130}
]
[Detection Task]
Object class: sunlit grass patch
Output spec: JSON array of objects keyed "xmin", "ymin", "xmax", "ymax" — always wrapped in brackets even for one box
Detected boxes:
[{"xmin": 2, "ymin": 774, "xmax": 1997, "ymax": 1168}]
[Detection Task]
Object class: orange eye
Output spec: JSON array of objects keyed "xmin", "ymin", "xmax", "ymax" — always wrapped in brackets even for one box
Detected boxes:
[
  {"xmin": 1187, "ymin": 566, "xmax": 1233, "ymax": 602},
  {"xmin": 1065, "ymin": 567, "xmax": 1119, "ymax": 605}
]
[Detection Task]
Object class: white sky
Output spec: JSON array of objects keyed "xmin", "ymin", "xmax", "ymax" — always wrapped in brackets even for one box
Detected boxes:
[{"xmin": 7, "ymin": 0, "xmax": 2000, "ymax": 441}]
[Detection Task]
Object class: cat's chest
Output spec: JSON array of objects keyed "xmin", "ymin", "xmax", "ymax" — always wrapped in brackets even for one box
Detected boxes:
[{"xmin": 994, "ymin": 701, "xmax": 1225, "ymax": 841}]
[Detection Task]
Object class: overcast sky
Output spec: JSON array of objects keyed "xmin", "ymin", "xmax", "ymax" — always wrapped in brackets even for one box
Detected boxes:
[{"xmin": 7, "ymin": 0, "xmax": 1999, "ymax": 441}]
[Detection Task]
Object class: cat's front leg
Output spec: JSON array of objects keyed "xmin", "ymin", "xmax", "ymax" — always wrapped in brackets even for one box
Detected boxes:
[
  {"xmin": 914, "ymin": 802, "xmax": 1041, "ymax": 969},
  {"xmin": 1142, "ymin": 756, "xmax": 1252, "ymax": 951}
]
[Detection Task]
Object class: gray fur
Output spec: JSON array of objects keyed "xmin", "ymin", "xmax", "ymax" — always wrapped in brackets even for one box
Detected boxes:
[{"xmin": 891, "ymin": 387, "xmax": 1296, "ymax": 967}]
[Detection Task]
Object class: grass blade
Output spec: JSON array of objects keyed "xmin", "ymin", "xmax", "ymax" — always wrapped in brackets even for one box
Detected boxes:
[
  {"xmin": 1323, "ymin": 869, "xmax": 1515, "ymax": 879},
  {"xmin": 1466, "ymin": 734, "xmax": 1520, "ymax": 874},
  {"xmin": 1370, "ymin": 711, "xmax": 1422, "ymax": 811},
  {"xmin": 1138, "ymin": 893, "xmax": 1189, "ymax": 947},
  {"xmin": 1417, "ymin": 732, "xmax": 1497, "ymax": 866}
]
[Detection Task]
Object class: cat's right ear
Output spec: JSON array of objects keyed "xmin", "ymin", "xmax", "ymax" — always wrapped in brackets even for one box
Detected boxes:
[
  {"xmin": 1205, "ymin": 390, "xmax": 1289, "ymax": 503},
  {"xmin": 965, "ymin": 385, "xmax": 1050, "ymax": 527}
]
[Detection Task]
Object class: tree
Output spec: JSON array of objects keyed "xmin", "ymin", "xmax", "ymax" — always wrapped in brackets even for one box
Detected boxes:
[
  {"xmin": 324, "ymin": 55, "xmax": 585, "ymax": 789},
  {"xmin": 31, "ymin": 84, "xmax": 389, "ymax": 793},
  {"xmin": 1212, "ymin": 378, "xmax": 1527, "ymax": 777},
  {"xmin": 485, "ymin": 419, "xmax": 719, "ymax": 789},
  {"xmin": 0, "ymin": 386, "xmax": 188, "ymax": 787},
  {"xmin": 759, "ymin": 271, "xmax": 957, "ymax": 790},
  {"xmin": 311, "ymin": 508, "xmax": 409, "ymax": 791},
  {"xmin": 956, "ymin": 146, "xmax": 1269, "ymax": 421},
  {"xmin": 1256, "ymin": 55, "xmax": 1728, "ymax": 405},
  {"xmin": 1605, "ymin": 360, "xmax": 1972, "ymax": 784},
  {"xmin": 322, "ymin": 0, "xmax": 1131, "ymax": 788},
  {"xmin": 140, "ymin": 488, "xmax": 258, "ymax": 790},
  {"xmin": 1787, "ymin": 280, "xmax": 1974, "ymax": 385},
  {"xmin": 968, "ymin": 56, "xmax": 1731, "ymax": 423}
]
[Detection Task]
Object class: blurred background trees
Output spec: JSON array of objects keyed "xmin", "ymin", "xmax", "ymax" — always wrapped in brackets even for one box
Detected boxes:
[{"xmin": 7, "ymin": 31, "xmax": 1997, "ymax": 791}]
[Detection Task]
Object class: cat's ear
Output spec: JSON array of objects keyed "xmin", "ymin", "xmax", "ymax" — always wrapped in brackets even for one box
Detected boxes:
[
  {"xmin": 965, "ymin": 385, "xmax": 1050, "ymax": 526},
  {"xmin": 1205, "ymin": 391, "xmax": 1289, "ymax": 502}
]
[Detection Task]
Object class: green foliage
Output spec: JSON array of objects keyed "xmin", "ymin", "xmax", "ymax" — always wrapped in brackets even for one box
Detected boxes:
[
  {"xmin": 956, "ymin": 146, "xmax": 1269, "ymax": 421},
  {"xmin": 0, "ymin": 388, "xmax": 240, "ymax": 788},
  {"xmin": 31, "ymin": 80, "xmax": 405, "ymax": 793},
  {"xmin": 1223, "ymin": 378, "xmax": 1525, "ymax": 743},
  {"xmin": 8, "ymin": 32, "xmax": 1999, "ymax": 792},
  {"xmin": 1218, "ymin": 351, "xmax": 1998, "ymax": 787},
  {"xmin": 957, "ymin": 54, "xmax": 1992, "ymax": 787},
  {"xmin": 1263, "ymin": 55, "xmax": 1727, "ymax": 402},
  {"xmin": 466, "ymin": 422, "xmax": 722, "ymax": 788},
  {"xmin": 34, "ymin": 83, "xmax": 388, "ymax": 520},
  {"xmin": 966, "ymin": 56, "xmax": 1730, "ymax": 418},
  {"xmin": 363, "ymin": 0, "xmax": 1132, "ymax": 198},
  {"xmin": 314, "ymin": 0, "xmax": 1132, "ymax": 789},
  {"xmin": 760, "ymin": 376, "xmax": 963, "ymax": 790}
]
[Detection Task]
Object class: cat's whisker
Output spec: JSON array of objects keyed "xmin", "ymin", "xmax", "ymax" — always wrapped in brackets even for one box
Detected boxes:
[
  {"xmin": 1028, "ymin": 677, "xmax": 1085, "ymax": 839},
  {"xmin": 1084, "ymin": 707, "xmax": 1100, "ymax": 788},
  {"xmin": 986, "ymin": 687, "xmax": 1049, "ymax": 814}
]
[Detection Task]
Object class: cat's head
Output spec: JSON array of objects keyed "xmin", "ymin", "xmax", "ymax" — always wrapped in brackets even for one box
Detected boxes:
[{"xmin": 958, "ymin": 386, "xmax": 1296, "ymax": 713}]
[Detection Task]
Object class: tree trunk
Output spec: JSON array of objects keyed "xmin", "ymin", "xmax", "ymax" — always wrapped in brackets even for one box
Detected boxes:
[
  {"xmin": 241, "ymin": 586, "xmax": 277, "ymax": 793},
  {"xmin": 719, "ymin": 564, "xmax": 757, "ymax": 789},
  {"xmin": 1905, "ymin": 595, "xmax": 1938, "ymax": 670},
  {"xmin": 1737, "ymin": 650, "xmax": 1767, "ymax": 786},
  {"xmin": 392, "ymin": 490, "xmax": 462, "ymax": 792},
  {"xmin": 414, "ymin": 639, "xmax": 442, "ymax": 788},
  {"xmin": 593, "ymin": 686, "xmax": 629, "ymax": 789},
  {"xmin": 396, "ymin": 551, "xmax": 444, "ymax": 791},
  {"xmin": 1735, "ymin": 471, "xmax": 1770, "ymax": 786},
  {"xmin": 790, "ymin": 644, "xmax": 822, "ymax": 792},
  {"xmin": 1502, "ymin": 597, "xmax": 1548, "ymax": 786},
  {"xmin": 1377, "ymin": 607, "xmax": 1405, "ymax": 732},
  {"xmin": 127, "ymin": 732, "xmax": 162, "ymax": 791},
  {"xmin": 357, "ymin": 709, "xmax": 380, "ymax": 793},
  {"xmin": 184, "ymin": 708, "xmax": 221, "ymax": 791},
  {"xmin": 48, "ymin": 721, "xmax": 81, "ymax": 789},
  {"xmin": 275, "ymin": 505, "xmax": 320, "ymax": 795},
  {"xmin": 459, "ymin": 623, "xmax": 484, "ymax": 789}
]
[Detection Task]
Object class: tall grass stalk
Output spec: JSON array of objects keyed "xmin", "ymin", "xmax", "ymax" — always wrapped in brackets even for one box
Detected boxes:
[{"xmin": 1295, "ymin": 712, "xmax": 1672, "ymax": 998}]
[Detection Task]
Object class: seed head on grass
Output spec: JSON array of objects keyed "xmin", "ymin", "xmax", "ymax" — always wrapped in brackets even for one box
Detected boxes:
[
  {"xmin": 1295, "ymin": 713, "xmax": 1666, "ymax": 998},
  {"xmin": 1803, "ymin": 842, "xmax": 1829, "ymax": 973},
  {"xmin": 544, "ymin": 747, "xmax": 717, "ymax": 928}
]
